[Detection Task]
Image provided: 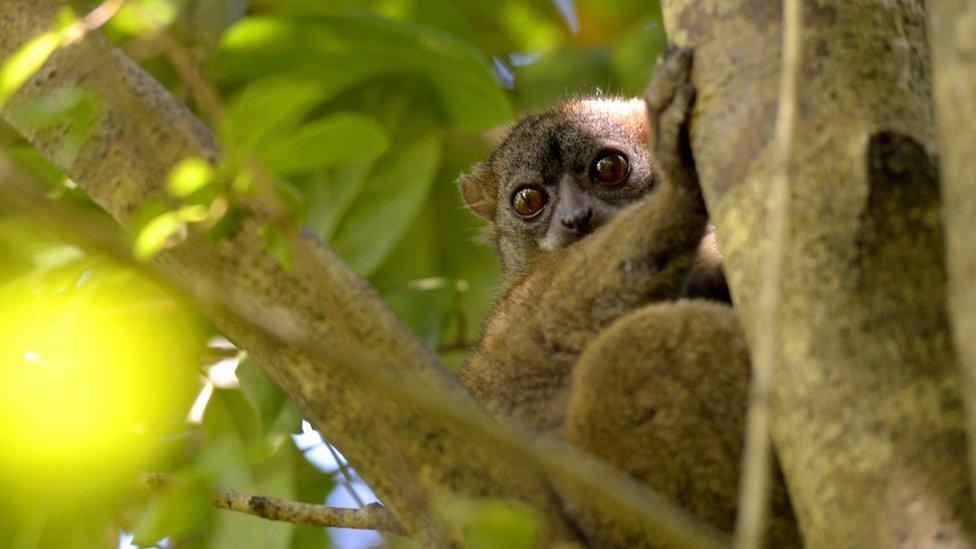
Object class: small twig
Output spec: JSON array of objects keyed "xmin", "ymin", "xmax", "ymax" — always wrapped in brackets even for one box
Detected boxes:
[
  {"xmin": 325, "ymin": 442, "xmax": 366, "ymax": 508},
  {"xmin": 63, "ymin": 0, "xmax": 127, "ymax": 45},
  {"xmin": 138, "ymin": 473, "xmax": 405, "ymax": 535},
  {"xmin": 733, "ymin": 1, "xmax": 802, "ymax": 548},
  {"xmin": 121, "ymin": 3, "xmax": 225, "ymax": 124}
]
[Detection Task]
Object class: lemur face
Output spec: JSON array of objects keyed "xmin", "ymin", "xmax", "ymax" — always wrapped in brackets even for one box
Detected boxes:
[{"xmin": 460, "ymin": 97, "xmax": 657, "ymax": 279}]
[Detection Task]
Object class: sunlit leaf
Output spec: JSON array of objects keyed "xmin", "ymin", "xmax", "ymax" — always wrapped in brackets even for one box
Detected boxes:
[
  {"xmin": 177, "ymin": 204, "xmax": 210, "ymax": 222},
  {"xmin": 167, "ymin": 157, "xmax": 216, "ymax": 197},
  {"xmin": 0, "ymin": 266, "xmax": 203, "ymax": 497},
  {"xmin": 219, "ymin": 14, "xmax": 511, "ymax": 131},
  {"xmin": 135, "ymin": 211, "xmax": 185, "ymax": 260},
  {"xmin": 0, "ymin": 32, "xmax": 60, "ymax": 105},
  {"xmin": 5, "ymin": 87, "xmax": 101, "ymax": 168},
  {"xmin": 207, "ymin": 203, "xmax": 247, "ymax": 241},
  {"xmin": 262, "ymin": 113, "xmax": 388, "ymax": 176},
  {"xmin": 110, "ymin": 0, "xmax": 180, "ymax": 36}
]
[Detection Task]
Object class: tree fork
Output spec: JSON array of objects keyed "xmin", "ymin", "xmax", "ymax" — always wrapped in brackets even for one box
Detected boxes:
[{"xmin": 662, "ymin": 1, "xmax": 974, "ymax": 546}]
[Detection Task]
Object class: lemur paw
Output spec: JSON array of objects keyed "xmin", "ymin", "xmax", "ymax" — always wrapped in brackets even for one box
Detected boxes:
[
  {"xmin": 644, "ymin": 44, "xmax": 693, "ymax": 119},
  {"xmin": 644, "ymin": 45, "xmax": 700, "ymax": 199}
]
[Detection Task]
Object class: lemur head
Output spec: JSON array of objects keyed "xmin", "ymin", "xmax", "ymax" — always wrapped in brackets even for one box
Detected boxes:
[{"xmin": 459, "ymin": 96, "xmax": 656, "ymax": 281}]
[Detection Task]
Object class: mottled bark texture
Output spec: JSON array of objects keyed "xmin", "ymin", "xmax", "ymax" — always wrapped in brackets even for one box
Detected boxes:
[
  {"xmin": 0, "ymin": 1, "xmax": 572, "ymax": 545},
  {"xmin": 927, "ymin": 0, "xmax": 976, "ymax": 502},
  {"xmin": 662, "ymin": 1, "xmax": 975, "ymax": 546}
]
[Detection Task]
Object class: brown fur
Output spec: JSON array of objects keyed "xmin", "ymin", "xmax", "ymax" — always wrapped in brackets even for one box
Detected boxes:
[{"xmin": 458, "ymin": 47, "xmax": 799, "ymax": 545}]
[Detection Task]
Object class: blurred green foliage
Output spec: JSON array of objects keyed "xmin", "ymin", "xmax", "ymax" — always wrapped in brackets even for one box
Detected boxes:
[{"xmin": 0, "ymin": 0, "xmax": 665, "ymax": 546}]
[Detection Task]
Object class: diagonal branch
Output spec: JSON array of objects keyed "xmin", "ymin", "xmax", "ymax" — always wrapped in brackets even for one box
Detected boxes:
[
  {"xmin": 0, "ymin": 2, "xmax": 728, "ymax": 547},
  {"xmin": 0, "ymin": 150, "xmax": 728, "ymax": 549}
]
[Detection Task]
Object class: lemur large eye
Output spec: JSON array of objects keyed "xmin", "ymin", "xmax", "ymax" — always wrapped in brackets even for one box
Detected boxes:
[
  {"xmin": 590, "ymin": 151, "xmax": 629, "ymax": 184},
  {"xmin": 511, "ymin": 186, "xmax": 548, "ymax": 218}
]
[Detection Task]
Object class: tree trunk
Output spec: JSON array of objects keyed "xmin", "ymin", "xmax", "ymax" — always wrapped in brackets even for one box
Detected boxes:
[
  {"xmin": 662, "ymin": 1, "xmax": 975, "ymax": 546},
  {"xmin": 927, "ymin": 0, "xmax": 976, "ymax": 503}
]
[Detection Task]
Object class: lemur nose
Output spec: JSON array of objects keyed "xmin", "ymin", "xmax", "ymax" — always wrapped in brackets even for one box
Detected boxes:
[{"xmin": 561, "ymin": 208, "xmax": 593, "ymax": 233}]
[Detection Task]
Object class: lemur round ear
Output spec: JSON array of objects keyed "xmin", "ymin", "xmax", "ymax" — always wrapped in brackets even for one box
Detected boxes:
[{"xmin": 459, "ymin": 163, "xmax": 498, "ymax": 221}]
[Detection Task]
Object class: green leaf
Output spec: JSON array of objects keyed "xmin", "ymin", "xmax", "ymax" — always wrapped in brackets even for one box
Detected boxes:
[
  {"xmin": 236, "ymin": 356, "xmax": 283, "ymax": 430},
  {"xmin": 262, "ymin": 113, "xmax": 388, "ymax": 176},
  {"xmin": 109, "ymin": 0, "xmax": 180, "ymax": 36},
  {"xmin": 611, "ymin": 15, "xmax": 668, "ymax": 94},
  {"xmin": 269, "ymin": 173, "xmax": 308, "ymax": 218},
  {"xmin": 0, "ymin": 32, "xmax": 60, "ymax": 105},
  {"xmin": 262, "ymin": 224, "xmax": 295, "ymax": 270},
  {"xmin": 134, "ymin": 211, "xmax": 185, "ymax": 260},
  {"xmin": 219, "ymin": 14, "xmax": 511, "ymax": 131},
  {"xmin": 223, "ymin": 79, "xmax": 328, "ymax": 154},
  {"xmin": 435, "ymin": 497, "xmax": 541, "ymax": 549},
  {"xmin": 167, "ymin": 157, "xmax": 216, "ymax": 197},
  {"xmin": 6, "ymin": 87, "xmax": 101, "ymax": 167},
  {"xmin": 266, "ymin": 403, "xmax": 302, "ymax": 455},
  {"xmin": 207, "ymin": 204, "xmax": 247, "ymax": 241},
  {"xmin": 208, "ymin": 446, "xmax": 298, "ymax": 549},
  {"xmin": 203, "ymin": 388, "xmax": 262, "ymax": 456},
  {"xmin": 133, "ymin": 475, "xmax": 214, "ymax": 545},
  {"xmin": 3, "ymin": 144, "xmax": 65, "ymax": 187},
  {"xmin": 289, "ymin": 454, "xmax": 336, "ymax": 549},
  {"xmin": 330, "ymin": 134, "xmax": 442, "ymax": 276},
  {"xmin": 304, "ymin": 162, "xmax": 372, "ymax": 241},
  {"xmin": 237, "ymin": 355, "xmax": 301, "ymax": 453}
]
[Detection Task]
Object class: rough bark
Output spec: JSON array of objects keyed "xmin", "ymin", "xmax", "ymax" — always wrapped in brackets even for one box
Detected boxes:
[
  {"xmin": 662, "ymin": 1, "xmax": 974, "ymax": 546},
  {"xmin": 927, "ymin": 0, "xmax": 976, "ymax": 501},
  {"xmin": 0, "ymin": 1, "xmax": 730, "ymax": 547}
]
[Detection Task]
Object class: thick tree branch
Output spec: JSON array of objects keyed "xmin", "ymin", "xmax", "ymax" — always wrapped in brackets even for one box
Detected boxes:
[
  {"xmin": 0, "ymin": 2, "xmax": 728, "ymax": 547},
  {"xmin": 926, "ymin": 0, "xmax": 976, "ymax": 504},
  {"xmin": 663, "ymin": 0, "xmax": 974, "ymax": 546},
  {"xmin": 137, "ymin": 473, "xmax": 406, "ymax": 535}
]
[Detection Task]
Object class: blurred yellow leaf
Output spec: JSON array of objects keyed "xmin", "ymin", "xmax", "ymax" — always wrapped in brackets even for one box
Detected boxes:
[
  {"xmin": 167, "ymin": 157, "xmax": 215, "ymax": 197},
  {"xmin": 135, "ymin": 211, "xmax": 185, "ymax": 260},
  {"xmin": 0, "ymin": 32, "xmax": 60, "ymax": 105}
]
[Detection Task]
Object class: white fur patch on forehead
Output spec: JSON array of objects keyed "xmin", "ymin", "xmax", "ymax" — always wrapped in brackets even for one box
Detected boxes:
[
  {"xmin": 568, "ymin": 96, "xmax": 648, "ymax": 134},
  {"xmin": 577, "ymin": 96, "xmax": 645, "ymax": 116}
]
